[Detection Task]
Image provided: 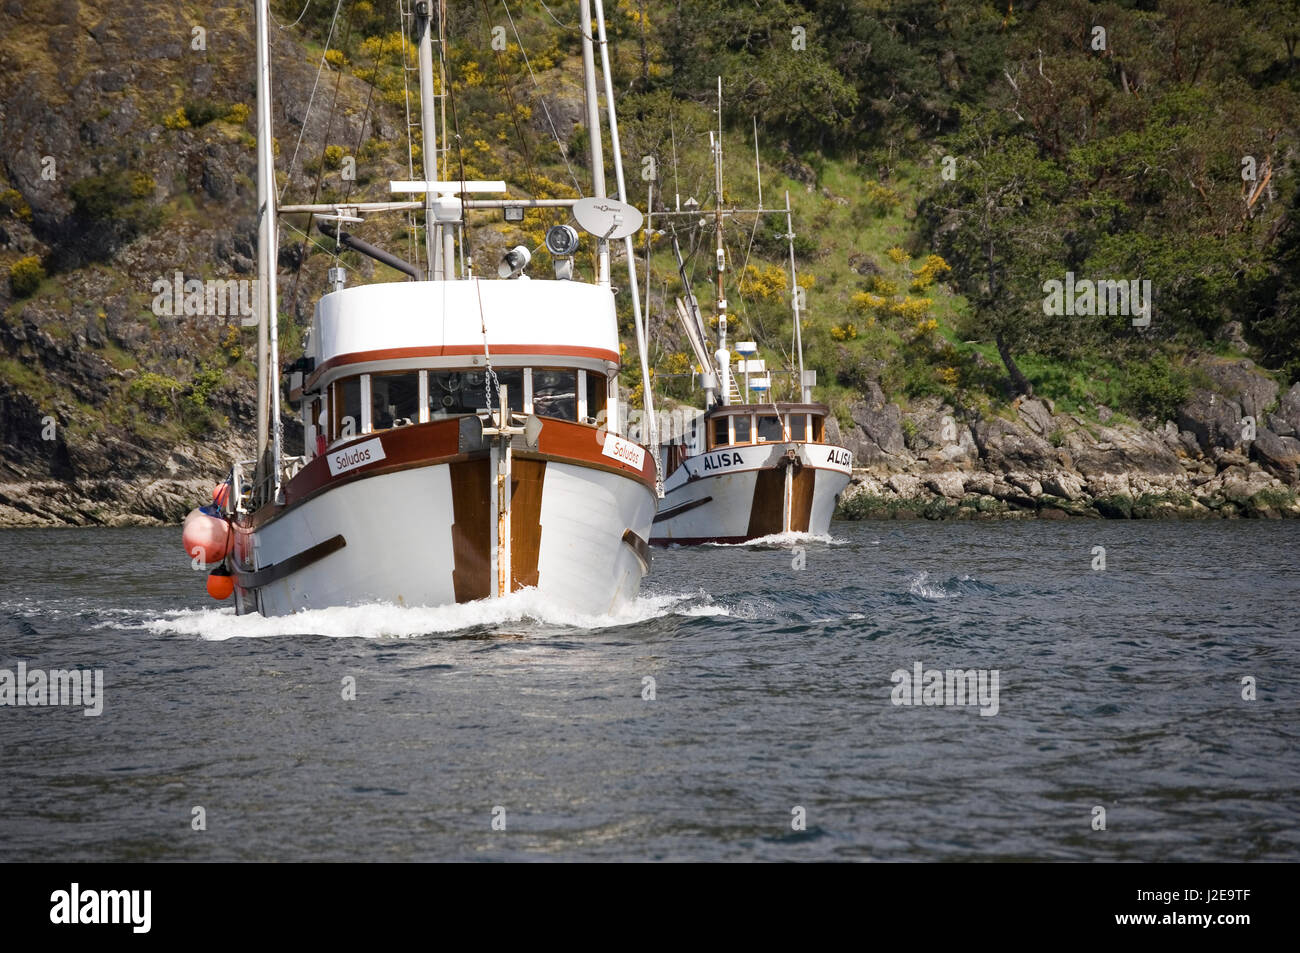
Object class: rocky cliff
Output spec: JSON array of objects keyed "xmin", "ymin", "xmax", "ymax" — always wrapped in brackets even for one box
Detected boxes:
[{"xmin": 835, "ymin": 358, "xmax": 1300, "ymax": 520}]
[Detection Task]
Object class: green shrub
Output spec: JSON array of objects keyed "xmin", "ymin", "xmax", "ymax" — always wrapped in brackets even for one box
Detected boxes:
[
  {"xmin": 1118, "ymin": 354, "xmax": 1190, "ymax": 422},
  {"xmin": 8, "ymin": 255, "xmax": 45, "ymax": 297}
]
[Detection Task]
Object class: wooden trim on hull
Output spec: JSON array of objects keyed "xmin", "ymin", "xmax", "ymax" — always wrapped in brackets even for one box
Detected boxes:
[
  {"xmin": 450, "ymin": 458, "xmax": 493, "ymax": 602},
  {"xmin": 621, "ymin": 528, "xmax": 651, "ymax": 572},
  {"xmin": 510, "ymin": 458, "xmax": 545, "ymax": 590},
  {"xmin": 232, "ymin": 534, "xmax": 347, "ymax": 587},
  {"xmin": 653, "ymin": 455, "xmax": 835, "ymax": 546},
  {"xmin": 234, "ymin": 416, "xmax": 655, "ymax": 603},
  {"xmin": 651, "ymin": 535, "xmax": 752, "ymax": 547},
  {"xmin": 246, "ymin": 415, "xmax": 655, "ymax": 531},
  {"xmin": 747, "ymin": 467, "xmax": 787, "ymax": 538},
  {"xmin": 652, "ymin": 495, "xmax": 713, "ymax": 523},
  {"xmin": 789, "ymin": 465, "xmax": 816, "ymax": 533}
]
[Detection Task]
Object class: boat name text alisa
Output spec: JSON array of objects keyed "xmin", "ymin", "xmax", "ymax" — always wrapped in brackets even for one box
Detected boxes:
[{"xmin": 702, "ymin": 451, "xmax": 745, "ymax": 471}]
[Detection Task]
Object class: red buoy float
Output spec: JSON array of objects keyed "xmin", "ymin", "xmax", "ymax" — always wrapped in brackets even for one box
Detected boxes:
[
  {"xmin": 212, "ymin": 483, "xmax": 231, "ymax": 509},
  {"xmin": 182, "ymin": 507, "xmax": 232, "ymax": 565},
  {"xmin": 206, "ymin": 571, "xmax": 234, "ymax": 600}
]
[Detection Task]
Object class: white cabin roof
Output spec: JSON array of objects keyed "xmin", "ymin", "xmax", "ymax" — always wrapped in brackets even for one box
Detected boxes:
[{"xmin": 307, "ymin": 278, "xmax": 620, "ymax": 387}]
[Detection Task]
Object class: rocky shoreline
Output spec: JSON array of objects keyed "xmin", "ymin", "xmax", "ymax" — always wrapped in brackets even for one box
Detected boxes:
[
  {"xmin": 2, "ymin": 358, "xmax": 1298, "ymax": 528},
  {"xmin": 833, "ymin": 358, "xmax": 1300, "ymax": 521}
]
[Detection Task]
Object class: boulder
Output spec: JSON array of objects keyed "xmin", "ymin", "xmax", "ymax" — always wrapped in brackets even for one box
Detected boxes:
[
  {"xmin": 923, "ymin": 470, "xmax": 965, "ymax": 499},
  {"xmin": 973, "ymin": 416, "xmax": 1056, "ymax": 472},
  {"xmin": 1016, "ymin": 398, "xmax": 1055, "ymax": 437},
  {"xmin": 1177, "ymin": 390, "xmax": 1242, "ymax": 451},
  {"xmin": 1277, "ymin": 383, "xmax": 1300, "ymax": 435},
  {"xmin": 1041, "ymin": 471, "xmax": 1084, "ymax": 500},
  {"xmin": 887, "ymin": 473, "xmax": 923, "ymax": 499},
  {"xmin": 1252, "ymin": 428, "xmax": 1300, "ymax": 483},
  {"xmin": 1200, "ymin": 358, "xmax": 1279, "ymax": 419}
]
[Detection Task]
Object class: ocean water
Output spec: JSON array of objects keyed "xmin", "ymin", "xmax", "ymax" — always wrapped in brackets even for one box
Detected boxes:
[{"xmin": 0, "ymin": 520, "xmax": 1296, "ymax": 861}]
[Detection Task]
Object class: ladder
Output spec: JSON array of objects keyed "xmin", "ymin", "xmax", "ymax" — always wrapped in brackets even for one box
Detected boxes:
[{"xmin": 728, "ymin": 368, "xmax": 744, "ymax": 404}]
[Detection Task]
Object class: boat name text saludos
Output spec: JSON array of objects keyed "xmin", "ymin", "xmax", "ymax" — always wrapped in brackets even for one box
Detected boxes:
[
  {"xmin": 601, "ymin": 434, "xmax": 646, "ymax": 470},
  {"xmin": 328, "ymin": 437, "xmax": 388, "ymax": 477}
]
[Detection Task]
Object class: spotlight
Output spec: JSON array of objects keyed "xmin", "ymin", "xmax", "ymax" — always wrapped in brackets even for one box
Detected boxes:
[
  {"xmin": 497, "ymin": 245, "xmax": 531, "ymax": 279},
  {"xmin": 544, "ymin": 224, "xmax": 580, "ymax": 257}
]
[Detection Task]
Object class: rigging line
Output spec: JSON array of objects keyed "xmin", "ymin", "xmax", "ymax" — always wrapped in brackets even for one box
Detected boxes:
[
  {"xmin": 536, "ymin": 0, "xmax": 572, "ymax": 30},
  {"xmin": 280, "ymin": 0, "xmax": 347, "ymax": 202},
  {"xmin": 501, "ymin": 0, "xmax": 583, "ymax": 196},
  {"xmin": 271, "ymin": 0, "xmax": 314, "ymax": 30},
  {"xmin": 287, "ymin": 0, "xmax": 358, "ymax": 323},
  {"xmin": 441, "ymin": 16, "xmax": 474, "ymax": 275},
  {"xmin": 342, "ymin": 25, "xmax": 391, "ymax": 206},
  {"xmin": 478, "ymin": 0, "xmax": 548, "ymax": 228},
  {"xmin": 279, "ymin": 219, "xmax": 359, "ymax": 271}
]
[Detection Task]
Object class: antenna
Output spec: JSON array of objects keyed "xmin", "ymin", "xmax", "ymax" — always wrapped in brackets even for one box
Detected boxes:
[
  {"xmin": 670, "ymin": 114, "xmax": 680, "ymax": 211},
  {"xmin": 785, "ymin": 190, "xmax": 809, "ymax": 403}
]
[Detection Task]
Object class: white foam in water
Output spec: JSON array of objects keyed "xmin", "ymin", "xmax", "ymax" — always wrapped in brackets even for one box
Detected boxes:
[
  {"xmin": 702, "ymin": 530, "xmax": 843, "ymax": 548},
  {"xmin": 908, "ymin": 571, "xmax": 953, "ymax": 600},
  {"xmin": 106, "ymin": 588, "xmax": 727, "ymax": 641}
]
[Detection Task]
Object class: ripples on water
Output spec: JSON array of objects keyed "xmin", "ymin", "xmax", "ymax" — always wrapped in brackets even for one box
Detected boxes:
[{"xmin": 0, "ymin": 521, "xmax": 1297, "ymax": 861}]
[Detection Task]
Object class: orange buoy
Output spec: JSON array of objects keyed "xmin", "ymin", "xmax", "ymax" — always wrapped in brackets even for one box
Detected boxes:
[
  {"xmin": 182, "ymin": 507, "xmax": 232, "ymax": 564},
  {"xmin": 212, "ymin": 483, "xmax": 231, "ymax": 509},
  {"xmin": 206, "ymin": 571, "xmax": 234, "ymax": 600}
]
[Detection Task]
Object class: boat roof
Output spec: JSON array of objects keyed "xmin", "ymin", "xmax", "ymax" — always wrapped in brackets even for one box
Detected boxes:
[
  {"xmin": 705, "ymin": 402, "xmax": 830, "ymax": 417},
  {"xmin": 304, "ymin": 277, "xmax": 619, "ymax": 392}
]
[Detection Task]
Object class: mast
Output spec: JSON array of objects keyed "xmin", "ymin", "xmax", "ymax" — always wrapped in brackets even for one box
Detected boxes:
[
  {"xmin": 592, "ymin": 0, "xmax": 658, "ymax": 485},
  {"xmin": 415, "ymin": 1, "xmax": 443, "ymax": 279},
  {"xmin": 254, "ymin": 0, "xmax": 281, "ymax": 501},
  {"xmin": 712, "ymin": 77, "xmax": 730, "ymax": 406},
  {"xmin": 578, "ymin": 0, "xmax": 609, "ymax": 286}
]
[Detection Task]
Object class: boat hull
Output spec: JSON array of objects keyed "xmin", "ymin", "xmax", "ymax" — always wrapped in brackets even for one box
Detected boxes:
[
  {"xmin": 231, "ymin": 417, "xmax": 656, "ymax": 617},
  {"xmin": 650, "ymin": 442, "xmax": 852, "ymax": 545}
]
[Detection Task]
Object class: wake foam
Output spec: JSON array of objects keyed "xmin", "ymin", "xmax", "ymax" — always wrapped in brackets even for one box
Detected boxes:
[
  {"xmin": 907, "ymin": 571, "xmax": 981, "ymax": 600},
  {"xmin": 703, "ymin": 531, "xmax": 844, "ymax": 548},
  {"xmin": 103, "ymin": 588, "xmax": 727, "ymax": 641}
]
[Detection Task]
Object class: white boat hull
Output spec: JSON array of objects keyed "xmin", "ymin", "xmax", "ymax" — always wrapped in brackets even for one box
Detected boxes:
[
  {"xmin": 232, "ymin": 417, "xmax": 656, "ymax": 617},
  {"xmin": 650, "ymin": 441, "xmax": 851, "ymax": 544}
]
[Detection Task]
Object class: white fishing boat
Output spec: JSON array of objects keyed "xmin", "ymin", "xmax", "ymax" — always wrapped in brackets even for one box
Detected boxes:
[
  {"xmin": 182, "ymin": 0, "xmax": 660, "ymax": 616},
  {"xmin": 648, "ymin": 94, "xmax": 852, "ymax": 545}
]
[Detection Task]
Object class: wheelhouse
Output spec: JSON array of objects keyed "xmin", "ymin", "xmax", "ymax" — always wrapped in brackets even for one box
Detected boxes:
[
  {"xmin": 286, "ymin": 278, "xmax": 623, "ymax": 460},
  {"xmin": 705, "ymin": 403, "xmax": 829, "ymax": 451}
]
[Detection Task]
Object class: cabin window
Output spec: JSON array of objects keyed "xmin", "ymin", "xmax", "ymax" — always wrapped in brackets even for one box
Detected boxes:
[
  {"xmin": 532, "ymin": 368, "xmax": 577, "ymax": 421},
  {"xmin": 494, "ymin": 368, "xmax": 525, "ymax": 416},
  {"xmin": 332, "ymin": 377, "xmax": 361, "ymax": 440},
  {"xmin": 757, "ymin": 414, "xmax": 783, "ymax": 442},
  {"xmin": 426, "ymin": 369, "xmax": 524, "ymax": 418},
  {"xmin": 712, "ymin": 416, "xmax": 728, "ymax": 448},
  {"xmin": 584, "ymin": 371, "xmax": 607, "ymax": 423},
  {"xmin": 788, "ymin": 413, "xmax": 807, "ymax": 440},
  {"xmin": 812, "ymin": 415, "xmax": 825, "ymax": 442},
  {"xmin": 733, "ymin": 414, "xmax": 752, "ymax": 444},
  {"xmin": 370, "ymin": 371, "xmax": 420, "ymax": 430}
]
